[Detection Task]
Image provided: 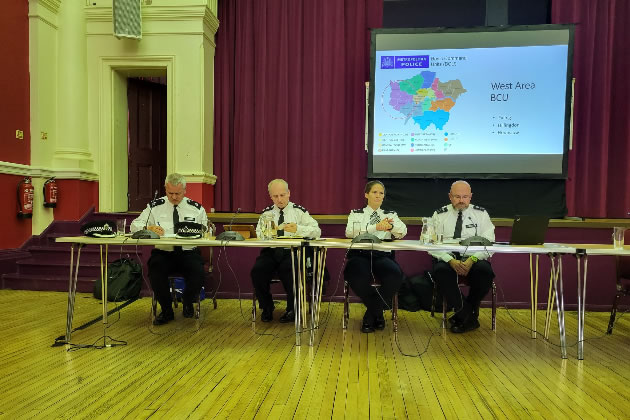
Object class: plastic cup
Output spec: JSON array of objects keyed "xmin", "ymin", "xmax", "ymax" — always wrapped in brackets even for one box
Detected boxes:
[
  {"xmin": 116, "ymin": 219, "xmax": 126, "ymax": 236},
  {"xmin": 613, "ymin": 227, "xmax": 626, "ymax": 249}
]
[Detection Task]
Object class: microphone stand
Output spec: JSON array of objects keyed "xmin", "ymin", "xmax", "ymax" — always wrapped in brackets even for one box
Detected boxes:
[
  {"xmin": 216, "ymin": 208, "xmax": 244, "ymax": 241},
  {"xmin": 131, "ymin": 191, "xmax": 161, "ymax": 239}
]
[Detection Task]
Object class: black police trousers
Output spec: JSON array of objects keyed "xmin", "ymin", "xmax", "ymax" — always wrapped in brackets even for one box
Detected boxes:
[
  {"xmin": 148, "ymin": 248, "xmax": 204, "ymax": 313},
  {"xmin": 344, "ymin": 250, "xmax": 403, "ymax": 319},
  {"xmin": 432, "ymin": 258, "xmax": 495, "ymax": 315},
  {"xmin": 251, "ymin": 248, "xmax": 297, "ymax": 312}
]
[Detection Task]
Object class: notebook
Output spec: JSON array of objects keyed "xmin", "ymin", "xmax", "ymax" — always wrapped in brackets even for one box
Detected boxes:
[{"xmin": 508, "ymin": 215, "xmax": 549, "ymax": 245}]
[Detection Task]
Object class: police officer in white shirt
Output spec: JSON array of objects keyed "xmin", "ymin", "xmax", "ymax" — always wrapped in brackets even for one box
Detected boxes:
[
  {"xmin": 131, "ymin": 173, "xmax": 208, "ymax": 325},
  {"xmin": 251, "ymin": 179, "xmax": 321, "ymax": 323},
  {"xmin": 429, "ymin": 180, "xmax": 495, "ymax": 333},
  {"xmin": 345, "ymin": 181, "xmax": 407, "ymax": 333}
]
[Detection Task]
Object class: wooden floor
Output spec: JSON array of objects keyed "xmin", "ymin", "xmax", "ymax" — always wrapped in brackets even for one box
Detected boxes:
[{"xmin": 0, "ymin": 290, "xmax": 629, "ymax": 419}]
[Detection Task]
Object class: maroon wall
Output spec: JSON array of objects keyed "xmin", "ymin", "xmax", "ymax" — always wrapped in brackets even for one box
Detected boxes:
[
  {"xmin": 0, "ymin": 0, "xmax": 30, "ymax": 165},
  {"xmin": 0, "ymin": 1, "xmax": 31, "ymax": 249},
  {"xmin": 0, "ymin": 174, "xmax": 34, "ymax": 248}
]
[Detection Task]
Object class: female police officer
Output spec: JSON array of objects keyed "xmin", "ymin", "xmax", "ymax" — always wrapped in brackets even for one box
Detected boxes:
[{"xmin": 344, "ymin": 181, "xmax": 407, "ymax": 333}]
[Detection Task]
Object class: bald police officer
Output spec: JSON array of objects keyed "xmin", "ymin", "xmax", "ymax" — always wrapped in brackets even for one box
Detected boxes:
[
  {"xmin": 131, "ymin": 173, "xmax": 208, "ymax": 325},
  {"xmin": 429, "ymin": 180, "xmax": 495, "ymax": 333}
]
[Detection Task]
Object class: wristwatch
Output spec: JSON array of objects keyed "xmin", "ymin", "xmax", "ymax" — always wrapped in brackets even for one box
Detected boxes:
[{"xmin": 469, "ymin": 255, "xmax": 478, "ymax": 263}]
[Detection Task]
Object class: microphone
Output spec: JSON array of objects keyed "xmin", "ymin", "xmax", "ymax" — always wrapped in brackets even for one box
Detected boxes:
[
  {"xmin": 469, "ymin": 216, "xmax": 478, "ymax": 236},
  {"xmin": 216, "ymin": 207, "xmax": 244, "ymax": 241},
  {"xmin": 131, "ymin": 190, "xmax": 161, "ymax": 239},
  {"xmin": 459, "ymin": 216, "xmax": 491, "ymax": 246}
]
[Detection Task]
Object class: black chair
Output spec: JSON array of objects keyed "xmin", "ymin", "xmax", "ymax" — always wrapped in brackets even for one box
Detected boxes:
[{"xmin": 607, "ymin": 256, "xmax": 630, "ymax": 334}]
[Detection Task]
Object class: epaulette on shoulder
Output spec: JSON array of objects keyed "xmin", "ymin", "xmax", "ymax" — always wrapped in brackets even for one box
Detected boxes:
[
  {"xmin": 383, "ymin": 209, "xmax": 397, "ymax": 215},
  {"xmin": 186, "ymin": 198, "xmax": 201, "ymax": 209},
  {"xmin": 351, "ymin": 208, "xmax": 364, "ymax": 214},
  {"xmin": 292, "ymin": 203, "xmax": 307, "ymax": 212},
  {"xmin": 150, "ymin": 198, "xmax": 165, "ymax": 208},
  {"xmin": 261, "ymin": 205, "xmax": 274, "ymax": 213},
  {"xmin": 473, "ymin": 205, "xmax": 487, "ymax": 212},
  {"xmin": 436, "ymin": 206, "xmax": 448, "ymax": 214}
]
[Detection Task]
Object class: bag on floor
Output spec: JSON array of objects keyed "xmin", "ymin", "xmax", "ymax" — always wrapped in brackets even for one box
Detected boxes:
[
  {"xmin": 93, "ymin": 258, "xmax": 142, "ymax": 302},
  {"xmin": 398, "ymin": 271, "xmax": 444, "ymax": 312}
]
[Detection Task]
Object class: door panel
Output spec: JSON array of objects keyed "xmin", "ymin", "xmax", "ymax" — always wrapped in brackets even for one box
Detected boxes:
[{"xmin": 127, "ymin": 78, "xmax": 167, "ymax": 211}]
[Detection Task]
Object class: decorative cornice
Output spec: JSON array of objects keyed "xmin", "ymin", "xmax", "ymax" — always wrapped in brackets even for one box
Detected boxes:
[
  {"xmin": 180, "ymin": 172, "xmax": 217, "ymax": 185},
  {"xmin": 85, "ymin": 5, "xmax": 212, "ymax": 23},
  {"xmin": 0, "ymin": 161, "xmax": 99, "ymax": 181},
  {"xmin": 37, "ymin": 0, "xmax": 61, "ymax": 15},
  {"xmin": 203, "ymin": 7, "xmax": 219, "ymax": 35},
  {"xmin": 28, "ymin": 0, "xmax": 61, "ymax": 28}
]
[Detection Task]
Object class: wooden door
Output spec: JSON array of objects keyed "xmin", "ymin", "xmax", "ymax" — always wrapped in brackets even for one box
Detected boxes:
[{"xmin": 127, "ymin": 78, "xmax": 167, "ymax": 211}]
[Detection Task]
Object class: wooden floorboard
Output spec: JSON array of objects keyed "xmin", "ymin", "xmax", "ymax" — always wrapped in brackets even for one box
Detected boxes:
[{"xmin": 0, "ymin": 290, "xmax": 629, "ymax": 419}]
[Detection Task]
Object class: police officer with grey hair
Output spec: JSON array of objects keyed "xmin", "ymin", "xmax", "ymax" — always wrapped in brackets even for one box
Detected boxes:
[
  {"xmin": 251, "ymin": 179, "xmax": 321, "ymax": 323},
  {"xmin": 131, "ymin": 173, "xmax": 208, "ymax": 325}
]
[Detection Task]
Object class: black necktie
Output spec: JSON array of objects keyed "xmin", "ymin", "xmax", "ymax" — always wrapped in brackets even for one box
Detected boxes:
[
  {"xmin": 173, "ymin": 205, "xmax": 179, "ymax": 228},
  {"xmin": 369, "ymin": 210, "xmax": 381, "ymax": 225},
  {"xmin": 173, "ymin": 205, "xmax": 182, "ymax": 251},
  {"xmin": 277, "ymin": 208, "xmax": 285, "ymax": 236},
  {"xmin": 453, "ymin": 210, "xmax": 463, "ymax": 239}
]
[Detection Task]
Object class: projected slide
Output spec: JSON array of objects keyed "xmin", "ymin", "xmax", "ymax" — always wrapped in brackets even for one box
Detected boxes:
[
  {"xmin": 375, "ymin": 46, "xmax": 567, "ymax": 154},
  {"xmin": 369, "ymin": 26, "xmax": 573, "ymax": 177}
]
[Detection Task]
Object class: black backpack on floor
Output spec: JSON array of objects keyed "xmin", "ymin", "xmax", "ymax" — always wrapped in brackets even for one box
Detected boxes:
[
  {"xmin": 93, "ymin": 258, "xmax": 142, "ymax": 302},
  {"xmin": 398, "ymin": 271, "xmax": 444, "ymax": 312}
]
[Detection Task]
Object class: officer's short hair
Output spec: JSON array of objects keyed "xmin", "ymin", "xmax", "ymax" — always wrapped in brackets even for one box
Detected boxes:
[
  {"xmin": 364, "ymin": 180, "xmax": 385, "ymax": 194},
  {"xmin": 450, "ymin": 180, "xmax": 471, "ymax": 191},
  {"xmin": 165, "ymin": 173, "xmax": 186, "ymax": 189},
  {"xmin": 268, "ymin": 179, "xmax": 289, "ymax": 193}
]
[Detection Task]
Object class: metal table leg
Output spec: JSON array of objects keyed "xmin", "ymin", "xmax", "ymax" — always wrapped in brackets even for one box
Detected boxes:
[
  {"xmin": 576, "ymin": 251, "xmax": 587, "ymax": 360},
  {"xmin": 309, "ymin": 247, "xmax": 327, "ymax": 346},
  {"xmin": 100, "ymin": 244, "xmax": 109, "ymax": 347},
  {"xmin": 550, "ymin": 254, "xmax": 568, "ymax": 359},
  {"xmin": 65, "ymin": 243, "xmax": 84, "ymax": 343},
  {"xmin": 530, "ymin": 254, "xmax": 539, "ymax": 338},
  {"xmin": 543, "ymin": 268, "xmax": 556, "ymax": 340},
  {"xmin": 291, "ymin": 247, "xmax": 302, "ymax": 346}
]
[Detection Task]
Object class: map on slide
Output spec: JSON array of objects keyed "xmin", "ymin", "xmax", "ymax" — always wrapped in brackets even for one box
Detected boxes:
[{"xmin": 386, "ymin": 71, "xmax": 467, "ymax": 130}]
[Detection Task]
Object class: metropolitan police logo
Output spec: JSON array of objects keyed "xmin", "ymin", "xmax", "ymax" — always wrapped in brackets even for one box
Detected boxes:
[{"xmin": 381, "ymin": 56, "xmax": 395, "ymax": 69}]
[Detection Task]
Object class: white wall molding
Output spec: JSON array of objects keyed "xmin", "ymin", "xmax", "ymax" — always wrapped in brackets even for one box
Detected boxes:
[
  {"xmin": 33, "ymin": 0, "xmax": 61, "ymax": 15},
  {"xmin": 181, "ymin": 172, "xmax": 217, "ymax": 185},
  {"xmin": 0, "ymin": 161, "xmax": 99, "ymax": 181},
  {"xmin": 85, "ymin": 1, "xmax": 218, "ymax": 212}
]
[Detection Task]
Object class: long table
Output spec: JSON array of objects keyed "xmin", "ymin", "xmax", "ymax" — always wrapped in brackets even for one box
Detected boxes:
[
  {"xmin": 59, "ymin": 235, "xmax": 619, "ymax": 359},
  {"xmin": 308, "ymin": 239, "xmax": 577, "ymax": 358},
  {"xmin": 56, "ymin": 236, "xmax": 307, "ymax": 346}
]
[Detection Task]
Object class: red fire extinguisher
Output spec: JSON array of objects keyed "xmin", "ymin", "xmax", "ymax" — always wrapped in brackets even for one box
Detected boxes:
[
  {"xmin": 17, "ymin": 177, "xmax": 34, "ymax": 219},
  {"xmin": 43, "ymin": 177, "xmax": 58, "ymax": 208}
]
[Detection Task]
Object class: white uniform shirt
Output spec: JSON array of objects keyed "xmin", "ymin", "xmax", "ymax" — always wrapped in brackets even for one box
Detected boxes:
[
  {"xmin": 345, "ymin": 206, "xmax": 407, "ymax": 240},
  {"xmin": 428, "ymin": 203, "xmax": 495, "ymax": 262},
  {"xmin": 130, "ymin": 196, "xmax": 208, "ymax": 251},
  {"xmin": 255, "ymin": 202, "xmax": 321, "ymax": 239}
]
